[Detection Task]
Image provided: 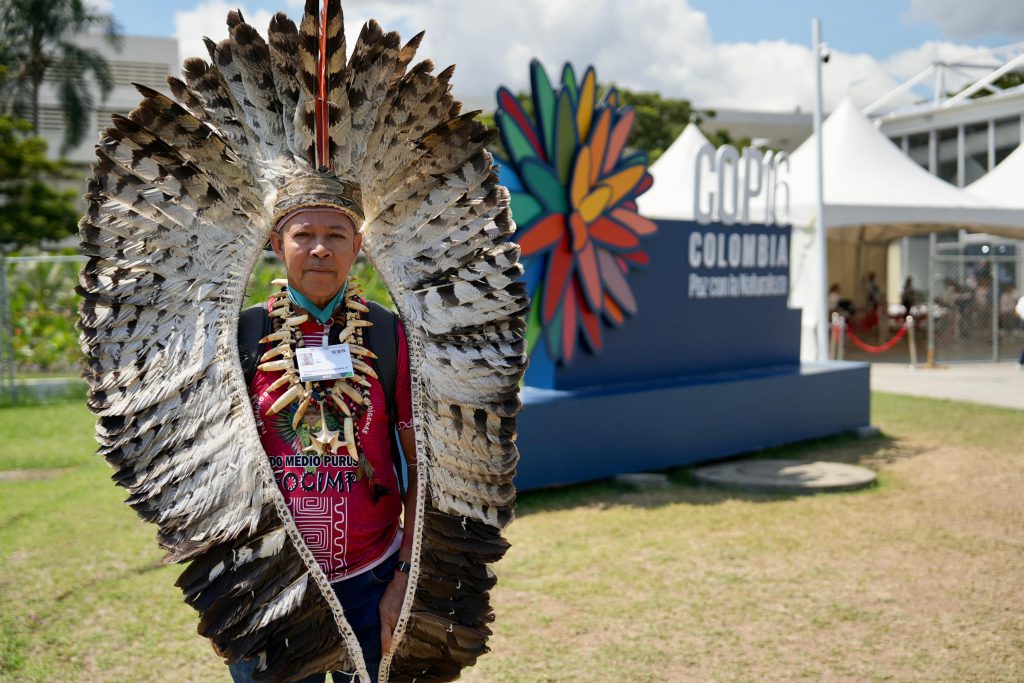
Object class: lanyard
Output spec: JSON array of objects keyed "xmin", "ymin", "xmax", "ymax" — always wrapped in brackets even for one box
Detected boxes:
[{"xmin": 287, "ymin": 282, "xmax": 347, "ymax": 325}]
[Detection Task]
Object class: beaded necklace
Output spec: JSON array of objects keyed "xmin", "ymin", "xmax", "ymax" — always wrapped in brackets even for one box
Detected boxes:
[{"xmin": 259, "ymin": 277, "xmax": 379, "ymax": 482}]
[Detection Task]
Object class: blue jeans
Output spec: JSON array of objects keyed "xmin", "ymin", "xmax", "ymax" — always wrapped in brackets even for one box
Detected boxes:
[{"xmin": 228, "ymin": 552, "xmax": 397, "ymax": 683}]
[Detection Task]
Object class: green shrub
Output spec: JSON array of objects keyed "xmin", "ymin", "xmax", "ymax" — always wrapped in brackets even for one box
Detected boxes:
[{"xmin": 4, "ymin": 253, "xmax": 394, "ymax": 379}]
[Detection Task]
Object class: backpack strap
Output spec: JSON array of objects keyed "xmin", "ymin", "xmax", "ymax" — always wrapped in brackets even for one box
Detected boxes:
[
  {"xmin": 363, "ymin": 301, "xmax": 403, "ymax": 497},
  {"xmin": 238, "ymin": 304, "xmax": 271, "ymax": 387}
]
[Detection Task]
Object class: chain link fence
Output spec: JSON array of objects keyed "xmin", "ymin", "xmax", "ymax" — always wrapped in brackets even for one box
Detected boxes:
[
  {"xmin": 0, "ymin": 253, "xmax": 393, "ymax": 399},
  {"xmin": 0, "ymin": 255, "xmax": 87, "ymax": 398},
  {"xmin": 929, "ymin": 253, "xmax": 1023, "ymax": 363},
  {"xmin": 831, "ymin": 248, "xmax": 1023, "ymax": 365}
]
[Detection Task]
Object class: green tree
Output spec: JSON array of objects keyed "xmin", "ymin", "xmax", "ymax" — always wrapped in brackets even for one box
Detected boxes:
[
  {"xmin": 0, "ymin": 113, "xmax": 80, "ymax": 253},
  {"xmin": 0, "ymin": 0, "xmax": 121, "ymax": 152},
  {"xmin": 698, "ymin": 110, "xmax": 754, "ymax": 150},
  {"xmin": 964, "ymin": 71, "xmax": 1024, "ymax": 100},
  {"xmin": 612, "ymin": 87, "xmax": 697, "ymax": 162}
]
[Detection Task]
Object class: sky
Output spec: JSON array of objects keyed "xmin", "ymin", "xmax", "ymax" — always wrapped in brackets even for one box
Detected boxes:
[{"xmin": 90, "ymin": 0, "xmax": 1024, "ymax": 113}]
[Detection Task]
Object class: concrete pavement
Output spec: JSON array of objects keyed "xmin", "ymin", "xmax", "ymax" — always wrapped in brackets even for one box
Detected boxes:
[{"xmin": 870, "ymin": 362, "xmax": 1024, "ymax": 411}]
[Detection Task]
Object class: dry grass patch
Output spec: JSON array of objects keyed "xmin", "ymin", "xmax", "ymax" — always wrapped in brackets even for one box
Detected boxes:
[
  {"xmin": 464, "ymin": 394, "xmax": 1024, "ymax": 682},
  {"xmin": 1, "ymin": 393, "xmax": 1022, "ymax": 682}
]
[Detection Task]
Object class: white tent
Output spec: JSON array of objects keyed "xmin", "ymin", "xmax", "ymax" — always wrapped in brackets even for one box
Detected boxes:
[
  {"xmin": 787, "ymin": 98, "xmax": 1024, "ymax": 236},
  {"xmin": 965, "ymin": 143, "xmax": 1024, "ymax": 206},
  {"xmin": 636, "ymin": 123, "xmax": 711, "ymax": 220},
  {"xmin": 633, "ymin": 100, "xmax": 1024, "ymax": 360},
  {"xmin": 785, "ymin": 98, "xmax": 1024, "ymax": 359}
]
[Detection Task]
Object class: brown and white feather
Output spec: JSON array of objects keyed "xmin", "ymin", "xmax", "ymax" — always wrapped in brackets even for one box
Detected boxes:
[{"xmin": 79, "ymin": 3, "xmax": 526, "ymax": 682}]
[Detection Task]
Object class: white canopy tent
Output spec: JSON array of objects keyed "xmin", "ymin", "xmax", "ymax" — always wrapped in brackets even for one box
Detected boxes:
[
  {"xmin": 785, "ymin": 98, "xmax": 1024, "ymax": 360},
  {"xmin": 634, "ymin": 100, "xmax": 1024, "ymax": 361},
  {"xmin": 965, "ymin": 143, "xmax": 1024, "ymax": 207},
  {"xmin": 636, "ymin": 123, "xmax": 711, "ymax": 220},
  {"xmin": 787, "ymin": 98, "xmax": 1024, "ymax": 232}
]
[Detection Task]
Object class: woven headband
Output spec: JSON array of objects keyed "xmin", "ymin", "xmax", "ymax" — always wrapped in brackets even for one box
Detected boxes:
[{"xmin": 274, "ymin": 206, "xmax": 361, "ymax": 233}]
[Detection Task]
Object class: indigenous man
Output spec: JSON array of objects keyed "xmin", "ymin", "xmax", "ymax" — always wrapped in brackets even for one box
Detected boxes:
[
  {"xmin": 231, "ymin": 202, "xmax": 417, "ymax": 683},
  {"xmin": 78, "ymin": 3, "xmax": 523, "ymax": 680}
]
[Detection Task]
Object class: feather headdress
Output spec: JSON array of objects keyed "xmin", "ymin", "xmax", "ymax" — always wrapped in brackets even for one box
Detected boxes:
[{"xmin": 77, "ymin": 1, "xmax": 527, "ymax": 681}]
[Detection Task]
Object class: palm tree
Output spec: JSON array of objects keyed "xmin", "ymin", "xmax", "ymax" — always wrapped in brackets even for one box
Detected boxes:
[{"xmin": 0, "ymin": 0, "xmax": 121, "ymax": 153}]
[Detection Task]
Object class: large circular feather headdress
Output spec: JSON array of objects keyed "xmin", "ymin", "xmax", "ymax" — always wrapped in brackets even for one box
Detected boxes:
[{"xmin": 76, "ymin": 1, "xmax": 527, "ymax": 681}]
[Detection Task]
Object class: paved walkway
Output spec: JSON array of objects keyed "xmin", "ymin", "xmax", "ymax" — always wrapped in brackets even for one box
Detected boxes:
[{"xmin": 871, "ymin": 362, "xmax": 1024, "ymax": 411}]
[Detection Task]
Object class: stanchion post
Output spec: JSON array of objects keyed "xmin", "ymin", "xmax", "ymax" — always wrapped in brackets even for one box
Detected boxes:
[
  {"xmin": 906, "ymin": 316, "xmax": 917, "ymax": 367},
  {"xmin": 829, "ymin": 313, "xmax": 837, "ymax": 360},
  {"xmin": 838, "ymin": 315, "xmax": 845, "ymax": 361}
]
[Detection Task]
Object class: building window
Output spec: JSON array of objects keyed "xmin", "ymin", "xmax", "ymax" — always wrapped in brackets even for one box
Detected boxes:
[
  {"xmin": 936, "ymin": 127, "xmax": 958, "ymax": 184},
  {"xmin": 44, "ymin": 60, "xmax": 171, "ymax": 88},
  {"xmin": 993, "ymin": 116, "xmax": 1020, "ymax": 166},
  {"xmin": 107, "ymin": 61, "xmax": 172, "ymax": 88},
  {"xmin": 96, "ymin": 109, "xmax": 131, "ymax": 134},
  {"xmin": 36, "ymin": 106, "xmax": 65, "ymax": 132},
  {"xmin": 907, "ymin": 132, "xmax": 929, "ymax": 170},
  {"xmin": 963, "ymin": 122, "xmax": 988, "ymax": 185}
]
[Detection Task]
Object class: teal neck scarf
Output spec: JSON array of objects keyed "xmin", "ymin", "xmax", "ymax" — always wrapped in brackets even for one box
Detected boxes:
[{"xmin": 287, "ymin": 282, "xmax": 347, "ymax": 325}]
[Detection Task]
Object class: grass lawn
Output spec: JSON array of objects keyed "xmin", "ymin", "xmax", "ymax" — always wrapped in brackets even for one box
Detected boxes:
[
  {"xmin": 1, "ymin": 393, "xmax": 1022, "ymax": 682},
  {"xmin": 0, "ymin": 401, "xmax": 97, "ymax": 470}
]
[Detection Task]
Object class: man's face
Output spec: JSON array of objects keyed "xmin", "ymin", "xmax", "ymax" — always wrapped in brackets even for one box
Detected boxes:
[{"xmin": 270, "ymin": 209, "xmax": 362, "ymax": 308}]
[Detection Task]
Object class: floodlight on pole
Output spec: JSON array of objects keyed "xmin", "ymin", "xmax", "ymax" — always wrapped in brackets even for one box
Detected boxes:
[{"xmin": 812, "ymin": 18, "xmax": 829, "ymax": 362}]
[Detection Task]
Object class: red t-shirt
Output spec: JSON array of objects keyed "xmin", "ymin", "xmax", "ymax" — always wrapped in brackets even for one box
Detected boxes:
[{"xmin": 249, "ymin": 299, "xmax": 413, "ymax": 581}]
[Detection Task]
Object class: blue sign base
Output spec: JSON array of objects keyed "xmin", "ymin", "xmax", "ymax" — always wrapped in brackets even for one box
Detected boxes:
[{"xmin": 515, "ymin": 361, "xmax": 870, "ymax": 490}]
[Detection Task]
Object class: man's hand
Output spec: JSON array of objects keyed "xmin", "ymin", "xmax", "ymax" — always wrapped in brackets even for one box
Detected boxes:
[{"xmin": 379, "ymin": 570, "xmax": 409, "ymax": 654}]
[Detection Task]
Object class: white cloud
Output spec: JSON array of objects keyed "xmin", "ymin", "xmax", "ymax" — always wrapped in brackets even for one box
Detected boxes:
[
  {"xmin": 876, "ymin": 41, "xmax": 996, "ymax": 105},
  {"xmin": 86, "ymin": 0, "xmax": 113, "ymax": 11},
  {"xmin": 907, "ymin": 0, "xmax": 1024, "ymax": 40},
  {"xmin": 175, "ymin": 1, "xmax": 276, "ymax": 63},
  {"xmin": 173, "ymin": 0, "xmax": 987, "ymax": 115},
  {"xmin": 882, "ymin": 41, "xmax": 988, "ymax": 81}
]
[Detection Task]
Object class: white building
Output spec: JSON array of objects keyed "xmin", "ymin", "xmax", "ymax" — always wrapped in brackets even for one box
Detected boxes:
[
  {"xmin": 866, "ymin": 48, "xmax": 1024, "ymax": 306},
  {"xmin": 35, "ymin": 33, "xmax": 178, "ymax": 165},
  {"xmin": 701, "ymin": 107, "xmax": 812, "ymax": 153}
]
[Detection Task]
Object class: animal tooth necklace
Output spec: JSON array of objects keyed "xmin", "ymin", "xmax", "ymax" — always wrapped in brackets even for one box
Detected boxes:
[{"xmin": 259, "ymin": 277, "xmax": 379, "ymax": 481}]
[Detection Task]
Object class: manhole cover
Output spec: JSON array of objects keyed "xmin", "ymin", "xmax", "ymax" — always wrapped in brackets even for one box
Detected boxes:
[{"xmin": 693, "ymin": 459, "xmax": 876, "ymax": 493}]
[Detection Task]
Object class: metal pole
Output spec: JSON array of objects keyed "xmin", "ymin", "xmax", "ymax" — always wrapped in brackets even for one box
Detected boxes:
[
  {"xmin": 992, "ymin": 262, "xmax": 1000, "ymax": 361},
  {"xmin": 878, "ymin": 304, "xmax": 885, "ymax": 345},
  {"xmin": 838, "ymin": 315, "xmax": 846, "ymax": 361},
  {"xmin": 927, "ymin": 233, "xmax": 937, "ymax": 366},
  {"xmin": 907, "ymin": 316, "xmax": 918, "ymax": 367},
  {"xmin": 829, "ymin": 313, "xmax": 837, "ymax": 359},
  {"xmin": 812, "ymin": 18, "xmax": 829, "ymax": 362}
]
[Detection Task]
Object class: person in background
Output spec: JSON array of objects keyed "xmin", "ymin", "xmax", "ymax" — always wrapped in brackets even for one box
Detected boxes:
[
  {"xmin": 901, "ymin": 277, "xmax": 915, "ymax": 311},
  {"xmin": 865, "ymin": 272, "xmax": 881, "ymax": 310},
  {"xmin": 828, "ymin": 283, "xmax": 841, "ymax": 314}
]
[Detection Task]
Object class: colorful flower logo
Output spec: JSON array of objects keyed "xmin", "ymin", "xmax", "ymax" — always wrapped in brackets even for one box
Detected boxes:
[{"xmin": 496, "ymin": 60, "xmax": 656, "ymax": 365}]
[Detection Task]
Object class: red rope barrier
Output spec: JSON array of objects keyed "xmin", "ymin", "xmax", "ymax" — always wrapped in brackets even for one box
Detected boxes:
[{"xmin": 845, "ymin": 323, "xmax": 909, "ymax": 353}]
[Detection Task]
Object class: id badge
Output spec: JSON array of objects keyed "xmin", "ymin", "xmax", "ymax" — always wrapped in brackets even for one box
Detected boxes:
[{"xmin": 295, "ymin": 343, "xmax": 355, "ymax": 382}]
